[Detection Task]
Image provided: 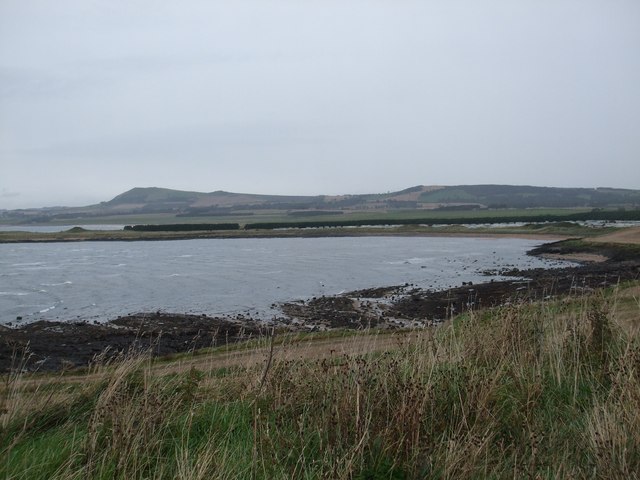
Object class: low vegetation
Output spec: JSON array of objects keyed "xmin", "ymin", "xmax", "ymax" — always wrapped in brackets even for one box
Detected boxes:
[
  {"xmin": 531, "ymin": 238, "xmax": 640, "ymax": 262},
  {"xmin": 2, "ymin": 284, "xmax": 639, "ymax": 479}
]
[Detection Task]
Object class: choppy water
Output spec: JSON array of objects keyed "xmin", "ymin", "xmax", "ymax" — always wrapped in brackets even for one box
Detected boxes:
[{"xmin": 0, "ymin": 237, "xmax": 571, "ymax": 325}]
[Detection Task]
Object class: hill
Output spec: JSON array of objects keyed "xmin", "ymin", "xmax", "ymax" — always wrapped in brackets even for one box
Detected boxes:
[
  {"xmin": 2, "ymin": 184, "xmax": 640, "ymax": 225},
  {"xmin": 65, "ymin": 184, "xmax": 640, "ymax": 212},
  {"xmin": 417, "ymin": 185, "xmax": 640, "ymax": 209}
]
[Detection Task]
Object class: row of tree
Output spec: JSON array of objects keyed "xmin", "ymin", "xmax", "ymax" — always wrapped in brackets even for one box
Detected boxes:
[
  {"xmin": 124, "ymin": 223, "xmax": 240, "ymax": 232},
  {"xmin": 124, "ymin": 209, "xmax": 640, "ymax": 232}
]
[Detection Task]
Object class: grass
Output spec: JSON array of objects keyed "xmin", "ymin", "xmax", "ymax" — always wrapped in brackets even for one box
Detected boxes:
[
  {"xmin": 2, "ymin": 284, "xmax": 640, "ymax": 479},
  {"xmin": 0, "ymin": 220, "xmax": 616, "ymax": 244},
  {"xmin": 531, "ymin": 237, "xmax": 640, "ymax": 262}
]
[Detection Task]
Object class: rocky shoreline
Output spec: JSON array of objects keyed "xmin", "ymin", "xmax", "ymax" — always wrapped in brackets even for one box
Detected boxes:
[{"xmin": 1, "ymin": 239, "xmax": 639, "ymax": 372}]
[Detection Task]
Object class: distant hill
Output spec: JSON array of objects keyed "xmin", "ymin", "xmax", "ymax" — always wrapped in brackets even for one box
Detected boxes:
[
  {"xmin": 417, "ymin": 185, "xmax": 640, "ymax": 209},
  {"xmin": 104, "ymin": 187, "xmax": 325, "ymax": 213},
  {"xmin": 2, "ymin": 185, "xmax": 639, "ymax": 224},
  {"xmin": 105, "ymin": 187, "xmax": 207, "ymax": 206},
  {"xmin": 103, "ymin": 185, "xmax": 640, "ymax": 213}
]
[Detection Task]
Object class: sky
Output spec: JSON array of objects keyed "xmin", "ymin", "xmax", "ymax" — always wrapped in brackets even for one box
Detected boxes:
[{"xmin": 1, "ymin": 0, "xmax": 639, "ymax": 209}]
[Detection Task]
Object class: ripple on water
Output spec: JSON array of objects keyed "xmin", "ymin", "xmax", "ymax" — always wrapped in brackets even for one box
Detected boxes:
[{"xmin": 0, "ymin": 236, "xmax": 576, "ymax": 325}]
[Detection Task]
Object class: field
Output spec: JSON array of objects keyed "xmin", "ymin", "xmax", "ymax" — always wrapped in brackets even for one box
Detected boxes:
[
  {"xmin": 2, "ymin": 282, "xmax": 640, "ymax": 479},
  {"xmin": 0, "ymin": 219, "xmax": 622, "ymax": 244},
  {"xmin": 0, "ymin": 207, "xmax": 598, "ymax": 228},
  {"xmin": 3, "ymin": 205, "xmax": 639, "ymax": 245}
]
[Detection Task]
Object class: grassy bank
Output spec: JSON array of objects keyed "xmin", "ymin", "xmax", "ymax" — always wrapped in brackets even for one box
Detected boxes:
[
  {"xmin": 530, "ymin": 237, "xmax": 640, "ymax": 262},
  {"xmin": 2, "ymin": 283, "xmax": 639, "ymax": 479}
]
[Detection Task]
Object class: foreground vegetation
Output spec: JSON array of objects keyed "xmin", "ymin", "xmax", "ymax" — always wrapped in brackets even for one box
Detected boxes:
[{"xmin": 2, "ymin": 283, "xmax": 639, "ymax": 479}]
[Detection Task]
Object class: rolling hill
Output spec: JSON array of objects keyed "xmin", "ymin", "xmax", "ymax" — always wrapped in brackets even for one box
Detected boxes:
[
  {"xmin": 100, "ymin": 185, "xmax": 640, "ymax": 212},
  {"xmin": 2, "ymin": 185, "xmax": 640, "ymax": 224}
]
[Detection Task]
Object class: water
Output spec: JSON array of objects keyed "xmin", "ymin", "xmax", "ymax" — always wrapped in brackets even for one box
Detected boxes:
[
  {"xmin": 0, "ymin": 225, "xmax": 124, "ymax": 233},
  {"xmin": 0, "ymin": 237, "xmax": 572, "ymax": 325}
]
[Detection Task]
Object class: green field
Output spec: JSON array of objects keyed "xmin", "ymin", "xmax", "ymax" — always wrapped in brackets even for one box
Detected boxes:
[{"xmin": 1, "ymin": 207, "xmax": 596, "ymax": 227}]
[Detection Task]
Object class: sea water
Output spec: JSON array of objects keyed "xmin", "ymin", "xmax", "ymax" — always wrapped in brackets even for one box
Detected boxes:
[{"xmin": 0, "ymin": 236, "xmax": 572, "ymax": 325}]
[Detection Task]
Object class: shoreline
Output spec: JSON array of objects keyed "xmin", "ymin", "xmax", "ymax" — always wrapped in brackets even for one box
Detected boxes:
[{"xmin": 2, "ymin": 239, "xmax": 638, "ymax": 372}]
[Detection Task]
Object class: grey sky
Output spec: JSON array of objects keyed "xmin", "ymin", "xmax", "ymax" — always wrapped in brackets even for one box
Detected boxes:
[{"xmin": 1, "ymin": 0, "xmax": 639, "ymax": 209}]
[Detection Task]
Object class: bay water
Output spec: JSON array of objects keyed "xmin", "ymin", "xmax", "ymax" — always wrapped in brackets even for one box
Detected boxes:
[{"xmin": 0, "ymin": 236, "xmax": 571, "ymax": 325}]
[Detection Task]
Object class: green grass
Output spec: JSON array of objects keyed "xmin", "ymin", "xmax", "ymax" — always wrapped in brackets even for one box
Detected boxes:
[
  {"xmin": 2, "ymin": 285, "xmax": 640, "ymax": 478},
  {"xmin": 531, "ymin": 238, "xmax": 640, "ymax": 261}
]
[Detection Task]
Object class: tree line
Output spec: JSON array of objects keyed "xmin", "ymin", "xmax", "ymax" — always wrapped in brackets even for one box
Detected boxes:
[{"xmin": 123, "ymin": 208, "xmax": 640, "ymax": 232}]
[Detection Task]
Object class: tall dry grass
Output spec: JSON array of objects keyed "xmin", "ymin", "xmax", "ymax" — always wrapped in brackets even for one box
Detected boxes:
[{"xmin": 1, "ymin": 285, "xmax": 639, "ymax": 479}]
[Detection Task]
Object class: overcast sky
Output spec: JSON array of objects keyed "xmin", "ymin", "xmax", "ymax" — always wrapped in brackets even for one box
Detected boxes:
[{"xmin": 1, "ymin": 0, "xmax": 639, "ymax": 208}]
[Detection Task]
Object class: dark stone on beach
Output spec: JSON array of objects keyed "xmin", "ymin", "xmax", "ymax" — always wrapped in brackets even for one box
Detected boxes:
[{"xmin": 0, "ymin": 313, "xmax": 273, "ymax": 373}]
